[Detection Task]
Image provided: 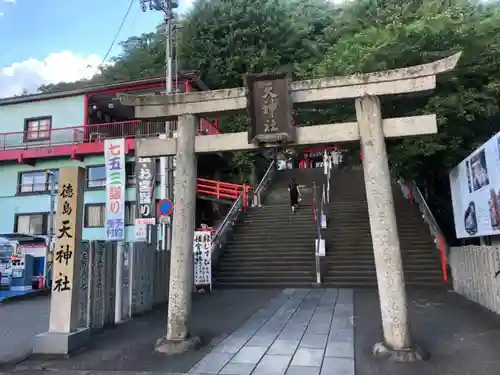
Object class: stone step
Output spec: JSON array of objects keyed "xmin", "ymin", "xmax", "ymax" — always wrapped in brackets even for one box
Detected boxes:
[
  {"xmin": 220, "ymin": 255, "xmax": 315, "ymax": 262},
  {"xmin": 222, "ymin": 248, "xmax": 314, "ymax": 255},
  {"xmin": 326, "ymin": 250, "xmax": 439, "ymax": 257},
  {"xmin": 222, "ymin": 253, "xmax": 314, "ymax": 260},
  {"xmin": 214, "ymin": 275, "xmax": 316, "ymax": 283},
  {"xmin": 227, "ymin": 235, "xmax": 317, "ymax": 243},
  {"xmin": 218, "ymin": 261, "xmax": 314, "ymax": 269},
  {"xmin": 213, "ymin": 281, "xmax": 318, "ymax": 289},
  {"xmin": 236, "ymin": 219, "xmax": 316, "ymax": 227}
]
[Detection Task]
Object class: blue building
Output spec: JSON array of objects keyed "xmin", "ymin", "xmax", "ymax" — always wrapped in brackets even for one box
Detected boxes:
[{"xmin": 0, "ymin": 75, "xmax": 222, "ymax": 253}]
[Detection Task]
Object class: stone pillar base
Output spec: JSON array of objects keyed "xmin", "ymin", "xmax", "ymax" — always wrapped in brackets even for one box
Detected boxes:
[
  {"xmin": 372, "ymin": 341, "xmax": 429, "ymax": 362},
  {"xmin": 33, "ymin": 328, "xmax": 90, "ymax": 357},
  {"xmin": 155, "ymin": 334, "xmax": 201, "ymax": 355}
]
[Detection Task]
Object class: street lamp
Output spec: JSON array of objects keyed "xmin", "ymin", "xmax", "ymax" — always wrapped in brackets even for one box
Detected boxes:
[{"xmin": 44, "ymin": 170, "xmax": 57, "ymax": 288}]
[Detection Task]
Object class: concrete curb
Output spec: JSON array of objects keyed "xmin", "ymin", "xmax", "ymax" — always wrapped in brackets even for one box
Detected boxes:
[{"xmin": 0, "ymin": 289, "xmax": 50, "ymax": 304}]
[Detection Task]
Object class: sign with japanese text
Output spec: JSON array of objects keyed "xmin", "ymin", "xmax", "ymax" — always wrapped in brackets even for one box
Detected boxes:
[
  {"xmin": 193, "ymin": 230, "xmax": 212, "ymax": 291},
  {"xmin": 77, "ymin": 241, "xmax": 90, "ymax": 328},
  {"xmin": 135, "ymin": 223, "xmax": 147, "ymax": 241},
  {"xmin": 135, "ymin": 157, "xmax": 156, "ymax": 222},
  {"xmin": 245, "ymin": 72, "xmax": 295, "ymax": 146},
  {"xmin": 48, "ymin": 167, "xmax": 84, "ymax": 333},
  {"xmin": 105, "ymin": 139, "xmax": 126, "ymax": 240}
]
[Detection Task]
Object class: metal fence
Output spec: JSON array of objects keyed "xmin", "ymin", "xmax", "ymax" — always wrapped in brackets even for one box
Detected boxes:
[{"xmin": 77, "ymin": 240, "xmax": 169, "ymax": 330}]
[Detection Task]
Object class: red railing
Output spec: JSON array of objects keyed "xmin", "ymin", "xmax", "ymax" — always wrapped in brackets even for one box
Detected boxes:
[
  {"xmin": 196, "ymin": 178, "xmax": 249, "ymax": 211},
  {"xmin": 0, "ymin": 118, "xmax": 221, "ymax": 151}
]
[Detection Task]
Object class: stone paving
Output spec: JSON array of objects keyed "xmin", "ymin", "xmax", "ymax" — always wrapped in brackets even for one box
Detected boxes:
[
  {"xmin": 0, "ymin": 296, "xmax": 49, "ymax": 365},
  {"xmin": 188, "ymin": 288, "xmax": 354, "ymax": 375}
]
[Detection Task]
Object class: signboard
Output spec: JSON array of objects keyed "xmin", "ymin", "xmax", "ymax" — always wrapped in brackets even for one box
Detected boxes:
[
  {"xmin": 159, "ymin": 216, "xmax": 171, "ymax": 225},
  {"xmin": 193, "ymin": 230, "xmax": 212, "ymax": 291},
  {"xmin": 245, "ymin": 72, "xmax": 295, "ymax": 146},
  {"xmin": 48, "ymin": 167, "xmax": 84, "ymax": 333},
  {"xmin": 135, "ymin": 223, "xmax": 147, "ymax": 241},
  {"xmin": 450, "ymin": 130, "xmax": 500, "ymax": 238},
  {"xmin": 105, "ymin": 139, "xmax": 126, "ymax": 240},
  {"xmin": 158, "ymin": 199, "xmax": 173, "ymax": 217},
  {"xmin": 135, "ymin": 157, "xmax": 156, "ymax": 222},
  {"xmin": 315, "ymin": 239, "xmax": 326, "ymax": 257},
  {"xmin": 135, "ymin": 218, "xmax": 156, "ymax": 225}
]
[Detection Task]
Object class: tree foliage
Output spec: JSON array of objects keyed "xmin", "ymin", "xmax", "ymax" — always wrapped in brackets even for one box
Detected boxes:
[{"xmin": 317, "ymin": 0, "xmax": 500, "ymax": 183}]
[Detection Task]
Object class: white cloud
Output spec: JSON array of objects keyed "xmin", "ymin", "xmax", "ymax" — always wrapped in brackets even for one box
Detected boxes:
[
  {"xmin": 4, "ymin": 0, "xmax": 16, "ymax": 4},
  {"xmin": 0, "ymin": 51, "xmax": 104, "ymax": 98},
  {"xmin": 0, "ymin": 12, "xmax": 4, "ymax": 17}
]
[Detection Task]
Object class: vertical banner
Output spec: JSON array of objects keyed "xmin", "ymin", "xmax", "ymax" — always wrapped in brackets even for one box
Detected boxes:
[
  {"xmin": 77, "ymin": 241, "xmax": 90, "ymax": 328},
  {"xmin": 105, "ymin": 139, "xmax": 126, "ymax": 240},
  {"xmin": 135, "ymin": 158, "xmax": 156, "ymax": 241},
  {"xmin": 48, "ymin": 167, "xmax": 84, "ymax": 333},
  {"xmin": 193, "ymin": 230, "xmax": 212, "ymax": 292},
  {"xmin": 135, "ymin": 158, "xmax": 156, "ymax": 221}
]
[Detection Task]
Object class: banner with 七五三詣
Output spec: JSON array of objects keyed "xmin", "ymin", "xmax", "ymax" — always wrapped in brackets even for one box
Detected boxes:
[{"xmin": 105, "ymin": 139, "xmax": 126, "ymax": 240}]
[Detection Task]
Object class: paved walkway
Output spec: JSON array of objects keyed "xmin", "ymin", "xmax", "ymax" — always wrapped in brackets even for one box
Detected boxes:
[
  {"xmin": 189, "ymin": 288, "xmax": 353, "ymax": 375},
  {"xmin": 0, "ymin": 296, "xmax": 49, "ymax": 365},
  {"xmin": 5, "ymin": 288, "xmax": 500, "ymax": 375}
]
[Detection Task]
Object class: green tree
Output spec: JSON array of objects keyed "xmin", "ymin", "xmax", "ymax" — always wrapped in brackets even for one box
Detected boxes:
[
  {"xmin": 317, "ymin": 0, "xmax": 500, "ymax": 180},
  {"xmin": 315, "ymin": 0, "xmax": 500, "ymax": 238},
  {"xmin": 178, "ymin": 0, "xmax": 335, "ymax": 89},
  {"xmin": 178, "ymin": 0, "xmax": 335, "ymax": 183}
]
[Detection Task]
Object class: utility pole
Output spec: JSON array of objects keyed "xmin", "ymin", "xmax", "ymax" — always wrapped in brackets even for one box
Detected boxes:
[{"xmin": 140, "ymin": 0, "xmax": 178, "ymax": 252}]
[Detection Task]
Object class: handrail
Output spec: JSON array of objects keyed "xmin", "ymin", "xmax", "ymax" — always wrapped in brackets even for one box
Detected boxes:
[
  {"xmin": 252, "ymin": 160, "xmax": 276, "ymax": 207},
  {"xmin": 0, "ymin": 118, "xmax": 221, "ymax": 151},
  {"xmin": 398, "ymin": 178, "xmax": 449, "ymax": 281},
  {"xmin": 196, "ymin": 178, "xmax": 248, "ymax": 202},
  {"xmin": 210, "ymin": 160, "xmax": 276, "ymax": 265},
  {"xmin": 312, "ymin": 181, "xmax": 322, "ymax": 284}
]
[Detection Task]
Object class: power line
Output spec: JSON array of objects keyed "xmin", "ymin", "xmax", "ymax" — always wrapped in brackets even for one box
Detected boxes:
[{"xmin": 99, "ymin": 0, "xmax": 135, "ymax": 68}]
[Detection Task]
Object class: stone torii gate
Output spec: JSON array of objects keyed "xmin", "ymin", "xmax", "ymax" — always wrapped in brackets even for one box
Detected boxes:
[{"xmin": 120, "ymin": 53, "xmax": 461, "ymax": 360}]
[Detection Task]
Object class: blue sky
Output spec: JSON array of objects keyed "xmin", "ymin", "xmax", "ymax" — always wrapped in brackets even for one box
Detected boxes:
[{"xmin": 0, "ymin": 0, "xmax": 194, "ymax": 97}]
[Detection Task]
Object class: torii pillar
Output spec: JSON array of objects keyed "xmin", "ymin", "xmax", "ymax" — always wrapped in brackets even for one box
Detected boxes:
[{"xmin": 155, "ymin": 114, "xmax": 200, "ymax": 354}]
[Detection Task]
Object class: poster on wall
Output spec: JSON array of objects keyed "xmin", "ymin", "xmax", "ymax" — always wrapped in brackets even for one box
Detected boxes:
[
  {"xmin": 450, "ymin": 130, "xmax": 500, "ymax": 238},
  {"xmin": 105, "ymin": 139, "xmax": 126, "ymax": 240},
  {"xmin": 193, "ymin": 230, "xmax": 212, "ymax": 291}
]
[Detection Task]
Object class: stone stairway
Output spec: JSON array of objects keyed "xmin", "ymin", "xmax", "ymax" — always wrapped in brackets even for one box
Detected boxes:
[
  {"xmin": 213, "ymin": 166, "xmax": 444, "ymax": 288},
  {"xmin": 213, "ymin": 169, "xmax": 321, "ymax": 288},
  {"xmin": 322, "ymin": 168, "xmax": 445, "ymax": 287}
]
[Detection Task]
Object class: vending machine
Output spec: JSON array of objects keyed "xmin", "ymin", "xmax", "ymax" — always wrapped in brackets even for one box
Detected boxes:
[
  {"xmin": 0, "ymin": 239, "xmax": 13, "ymax": 289},
  {"xmin": 10, "ymin": 254, "xmax": 34, "ymax": 291}
]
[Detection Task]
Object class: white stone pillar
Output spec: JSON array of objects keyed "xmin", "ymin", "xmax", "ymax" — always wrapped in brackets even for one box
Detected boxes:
[
  {"xmin": 156, "ymin": 114, "xmax": 200, "ymax": 354},
  {"xmin": 356, "ymin": 96, "xmax": 421, "ymax": 360},
  {"xmin": 33, "ymin": 167, "xmax": 90, "ymax": 355}
]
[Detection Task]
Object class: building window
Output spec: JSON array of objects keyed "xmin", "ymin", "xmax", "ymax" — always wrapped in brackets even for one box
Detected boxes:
[
  {"xmin": 15, "ymin": 213, "xmax": 47, "ymax": 235},
  {"xmin": 84, "ymin": 202, "xmax": 136, "ymax": 228},
  {"xmin": 84, "ymin": 204, "xmax": 105, "ymax": 228},
  {"xmin": 126, "ymin": 162, "xmax": 136, "ymax": 185},
  {"xmin": 24, "ymin": 116, "xmax": 51, "ymax": 141},
  {"xmin": 87, "ymin": 166, "xmax": 106, "ymax": 188},
  {"xmin": 19, "ymin": 170, "xmax": 59, "ymax": 194},
  {"xmin": 125, "ymin": 202, "xmax": 136, "ymax": 225}
]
